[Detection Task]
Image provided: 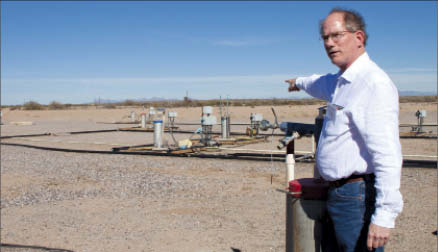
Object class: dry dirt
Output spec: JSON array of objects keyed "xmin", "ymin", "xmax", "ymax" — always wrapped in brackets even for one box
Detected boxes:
[{"xmin": 1, "ymin": 104, "xmax": 437, "ymax": 252}]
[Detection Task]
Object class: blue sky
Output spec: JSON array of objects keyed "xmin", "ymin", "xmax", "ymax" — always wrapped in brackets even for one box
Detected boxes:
[{"xmin": 1, "ymin": 1, "xmax": 437, "ymax": 105}]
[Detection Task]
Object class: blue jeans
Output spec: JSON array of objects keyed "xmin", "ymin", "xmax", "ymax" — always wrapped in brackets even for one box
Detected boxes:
[{"xmin": 326, "ymin": 176, "xmax": 384, "ymax": 252}]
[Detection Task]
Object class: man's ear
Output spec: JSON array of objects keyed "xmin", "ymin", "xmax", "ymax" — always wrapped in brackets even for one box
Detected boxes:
[{"xmin": 355, "ymin": 30, "xmax": 365, "ymax": 48}]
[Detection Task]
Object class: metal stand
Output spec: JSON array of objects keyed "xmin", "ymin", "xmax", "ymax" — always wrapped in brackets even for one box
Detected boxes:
[{"xmin": 285, "ymin": 139, "xmax": 326, "ymax": 252}]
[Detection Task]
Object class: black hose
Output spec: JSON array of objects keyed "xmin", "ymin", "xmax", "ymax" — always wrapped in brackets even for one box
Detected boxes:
[
  {"xmin": 1, "ymin": 243, "xmax": 74, "ymax": 252},
  {"xmin": 1, "ymin": 142, "xmax": 436, "ymax": 168},
  {"xmin": 1, "ymin": 133, "xmax": 52, "ymax": 139},
  {"xmin": 1, "ymin": 129, "xmax": 119, "ymax": 140}
]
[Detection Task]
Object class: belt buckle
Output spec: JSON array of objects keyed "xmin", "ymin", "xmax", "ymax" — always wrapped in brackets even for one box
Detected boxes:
[{"xmin": 331, "ymin": 179, "xmax": 342, "ymax": 187}]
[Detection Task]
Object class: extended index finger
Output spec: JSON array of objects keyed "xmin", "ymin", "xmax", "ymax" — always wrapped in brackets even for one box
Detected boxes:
[{"xmin": 367, "ymin": 233, "xmax": 373, "ymax": 251}]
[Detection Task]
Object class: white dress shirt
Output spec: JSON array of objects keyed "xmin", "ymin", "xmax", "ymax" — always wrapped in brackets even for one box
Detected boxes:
[{"xmin": 296, "ymin": 52, "xmax": 403, "ymax": 228}]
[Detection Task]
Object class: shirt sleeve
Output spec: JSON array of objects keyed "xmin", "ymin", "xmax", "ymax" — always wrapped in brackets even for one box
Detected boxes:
[
  {"xmin": 353, "ymin": 79, "xmax": 403, "ymax": 228},
  {"xmin": 295, "ymin": 74, "xmax": 335, "ymax": 101}
]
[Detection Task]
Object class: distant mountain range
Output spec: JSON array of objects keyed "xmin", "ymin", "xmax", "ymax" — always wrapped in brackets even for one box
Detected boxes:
[
  {"xmin": 93, "ymin": 97, "xmax": 179, "ymax": 104},
  {"xmin": 92, "ymin": 91, "xmax": 436, "ymax": 104}
]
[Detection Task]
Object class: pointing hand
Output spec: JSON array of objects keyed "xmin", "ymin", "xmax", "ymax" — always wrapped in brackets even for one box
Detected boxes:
[{"xmin": 285, "ymin": 78, "xmax": 300, "ymax": 92}]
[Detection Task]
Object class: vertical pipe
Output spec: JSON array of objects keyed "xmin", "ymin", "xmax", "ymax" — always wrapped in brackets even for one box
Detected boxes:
[
  {"xmin": 286, "ymin": 124, "xmax": 326, "ymax": 252},
  {"xmin": 286, "ymin": 154, "xmax": 295, "ymax": 185},
  {"xmin": 221, "ymin": 116, "xmax": 226, "ymax": 139},
  {"xmin": 226, "ymin": 116, "xmax": 231, "ymax": 138},
  {"xmin": 286, "ymin": 139, "xmax": 295, "ymax": 252},
  {"xmin": 153, "ymin": 120, "xmax": 163, "ymax": 148},
  {"xmin": 141, "ymin": 113, "xmax": 146, "ymax": 128}
]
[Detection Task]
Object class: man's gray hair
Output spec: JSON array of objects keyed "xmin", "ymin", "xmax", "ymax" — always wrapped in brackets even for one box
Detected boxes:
[{"xmin": 320, "ymin": 8, "xmax": 368, "ymax": 46}]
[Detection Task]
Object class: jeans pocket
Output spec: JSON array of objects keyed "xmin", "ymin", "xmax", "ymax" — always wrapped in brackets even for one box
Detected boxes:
[{"xmin": 332, "ymin": 181, "xmax": 365, "ymax": 200}]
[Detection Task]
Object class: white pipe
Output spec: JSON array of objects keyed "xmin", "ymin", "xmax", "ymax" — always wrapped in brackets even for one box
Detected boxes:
[
  {"xmin": 286, "ymin": 154, "xmax": 295, "ymax": 186},
  {"xmin": 218, "ymin": 147, "xmax": 313, "ymax": 154},
  {"xmin": 403, "ymin": 154, "xmax": 438, "ymax": 158},
  {"xmin": 153, "ymin": 120, "xmax": 163, "ymax": 148},
  {"xmin": 141, "ymin": 113, "xmax": 146, "ymax": 128},
  {"xmin": 221, "ymin": 116, "xmax": 229, "ymax": 139},
  {"xmin": 130, "ymin": 111, "xmax": 136, "ymax": 122},
  {"xmin": 219, "ymin": 147, "xmax": 436, "ymax": 159}
]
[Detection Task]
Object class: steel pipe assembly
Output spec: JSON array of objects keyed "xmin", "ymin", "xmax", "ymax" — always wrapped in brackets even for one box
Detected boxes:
[{"xmin": 1, "ymin": 106, "xmax": 436, "ymax": 168}]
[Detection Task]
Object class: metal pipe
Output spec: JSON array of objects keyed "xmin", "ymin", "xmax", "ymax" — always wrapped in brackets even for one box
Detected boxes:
[
  {"xmin": 286, "ymin": 154, "xmax": 295, "ymax": 186},
  {"xmin": 141, "ymin": 113, "xmax": 146, "ymax": 128},
  {"xmin": 221, "ymin": 116, "xmax": 229, "ymax": 139},
  {"xmin": 286, "ymin": 138, "xmax": 325, "ymax": 252},
  {"xmin": 285, "ymin": 139, "xmax": 295, "ymax": 252},
  {"xmin": 130, "ymin": 111, "xmax": 136, "ymax": 122},
  {"xmin": 218, "ymin": 147, "xmax": 313, "ymax": 154},
  {"xmin": 226, "ymin": 116, "xmax": 231, "ymax": 138},
  {"xmin": 153, "ymin": 120, "xmax": 163, "ymax": 148},
  {"xmin": 403, "ymin": 154, "xmax": 438, "ymax": 158}
]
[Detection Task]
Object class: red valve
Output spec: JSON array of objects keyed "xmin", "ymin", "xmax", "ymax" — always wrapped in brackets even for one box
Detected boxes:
[{"xmin": 288, "ymin": 178, "xmax": 329, "ymax": 200}]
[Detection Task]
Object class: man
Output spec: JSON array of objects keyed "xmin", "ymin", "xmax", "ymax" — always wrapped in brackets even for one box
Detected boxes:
[{"xmin": 285, "ymin": 8, "xmax": 403, "ymax": 252}]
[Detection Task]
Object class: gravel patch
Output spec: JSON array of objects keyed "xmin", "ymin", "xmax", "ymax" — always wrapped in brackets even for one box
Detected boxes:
[
  {"xmin": 1, "ymin": 104, "xmax": 436, "ymax": 252},
  {"xmin": 1, "ymin": 144, "xmax": 436, "ymax": 252}
]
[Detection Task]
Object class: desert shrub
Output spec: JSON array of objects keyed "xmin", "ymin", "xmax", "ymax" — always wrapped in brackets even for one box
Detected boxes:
[
  {"xmin": 48, "ymin": 101, "xmax": 65, "ymax": 110},
  {"xmin": 122, "ymin": 99, "xmax": 137, "ymax": 106},
  {"xmin": 400, "ymin": 96, "xmax": 437, "ymax": 103},
  {"xmin": 103, "ymin": 103, "xmax": 117, "ymax": 109},
  {"xmin": 23, "ymin": 101, "xmax": 44, "ymax": 110},
  {"xmin": 9, "ymin": 105, "xmax": 22, "ymax": 111}
]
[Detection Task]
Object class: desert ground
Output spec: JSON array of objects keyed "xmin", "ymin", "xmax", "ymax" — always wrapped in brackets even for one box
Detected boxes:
[{"xmin": 1, "ymin": 103, "xmax": 437, "ymax": 252}]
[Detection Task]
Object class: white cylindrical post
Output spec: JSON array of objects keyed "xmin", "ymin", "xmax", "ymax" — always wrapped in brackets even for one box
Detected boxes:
[
  {"xmin": 153, "ymin": 120, "xmax": 163, "ymax": 148},
  {"xmin": 221, "ymin": 116, "xmax": 228, "ymax": 139},
  {"xmin": 286, "ymin": 154, "xmax": 295, "ymax": 186},
  {"xmin": 141, "ymin": 113, "xmax": 146, "ymax": 128},
  {"xmin": 226, "ymin": 116, "xmax": 231, "ymax": 138}
]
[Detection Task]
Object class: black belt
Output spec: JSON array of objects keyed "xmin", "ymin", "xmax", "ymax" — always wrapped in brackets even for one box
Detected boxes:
[{"xmin": 328, "ymin": 174, "xmax": 373, "ymax": 188}]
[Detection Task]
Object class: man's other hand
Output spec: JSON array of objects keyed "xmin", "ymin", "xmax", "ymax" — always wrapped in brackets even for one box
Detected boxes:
[
  {"xmin": 285, "ymin": 78, "xmax": 300, "ymax": 92},
  {"xmin": 367, "ymin": 223, "xmax": 391, "ymax": 250}
]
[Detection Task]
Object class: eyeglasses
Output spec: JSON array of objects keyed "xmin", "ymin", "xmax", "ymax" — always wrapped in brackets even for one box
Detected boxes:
[{"xmin": 320, "ymin": 30, "xmax": 355, "ymax": 43}]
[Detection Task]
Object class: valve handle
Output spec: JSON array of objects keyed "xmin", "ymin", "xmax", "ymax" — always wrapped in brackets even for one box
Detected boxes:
[{"xmin": 271, "ymin": 107, "xmax": 279, "ymax": 129}]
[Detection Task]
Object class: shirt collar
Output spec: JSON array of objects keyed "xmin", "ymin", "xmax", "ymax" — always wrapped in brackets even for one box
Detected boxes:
[{"xmin": 338, "ymin": 52, "xmax": 370, "ymax": 83}]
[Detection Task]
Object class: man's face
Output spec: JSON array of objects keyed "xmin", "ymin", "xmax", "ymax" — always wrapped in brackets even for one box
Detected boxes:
[{"xmin": 321, "ymin": 13, "xmax": 364, "ymax": 71}]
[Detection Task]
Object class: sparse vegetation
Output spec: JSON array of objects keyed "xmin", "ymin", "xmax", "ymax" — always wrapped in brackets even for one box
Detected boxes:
[
  {"xmin": 8, "ymin": 105, "xmax": 22, "ymax": 111},
  {"xmin": 23, "ymin": 101, "xmax": 44, "ymax": 110},
  {"xmin": 103, "ymin": 103, "xmax": 117, "ymax": 109},
  {"xmin": 122, "ymin": 99, "xmax": 137, "ymax": 106},
  {"xmin": 48, "ymin": 101, "xmax": 66, "ymax": 110},
  {"xmin": 1, "ymin": 96, "xmax": 435, "ymax": 111},
  {"xmin": 399, "ymin": 96, "xmax": 437, "ymax": 103}
]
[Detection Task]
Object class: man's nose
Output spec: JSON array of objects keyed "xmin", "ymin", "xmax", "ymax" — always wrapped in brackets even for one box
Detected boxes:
[{"xmin": 324, "ymin": 37, "xmax": 336, "ymax": 47}]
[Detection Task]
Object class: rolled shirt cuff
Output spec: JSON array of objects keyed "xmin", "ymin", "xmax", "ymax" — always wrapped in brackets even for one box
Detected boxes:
[
  {"xmin": 295, "ymin": 77, "xmax": 306, "ymax": 90},
  {"xmin": 371, "ymin": 208, "xmax": 398, "ymax": 228}
]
